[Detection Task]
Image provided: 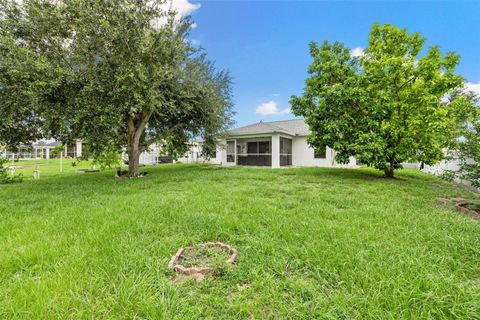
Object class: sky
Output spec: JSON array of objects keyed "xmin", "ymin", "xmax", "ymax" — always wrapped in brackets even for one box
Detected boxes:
[{"xmin": 173, "ymin": 0, "xmax": 480, "ymax": 128}]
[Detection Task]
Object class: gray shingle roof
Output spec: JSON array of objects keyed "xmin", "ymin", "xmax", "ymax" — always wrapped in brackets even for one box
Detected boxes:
[{"xmin": 227, "ymin": 119, "xmax": 309, "ymax": 137}]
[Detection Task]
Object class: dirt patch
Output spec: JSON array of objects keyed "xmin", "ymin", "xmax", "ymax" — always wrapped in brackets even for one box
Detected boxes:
[
  {"xmin": 76, "ymin": 169, "xmax": 100, "ymax": 173},
  {"xmin": 168, "ymin": 242, "xmax": 237, "ymax": 282},
  {"xmin": 114, "ymin": 169, "xmax": 149, "ymax": 178},
  {"xmin": 456, "ymin": 203, "xmax": 480, "ymax": 220}
]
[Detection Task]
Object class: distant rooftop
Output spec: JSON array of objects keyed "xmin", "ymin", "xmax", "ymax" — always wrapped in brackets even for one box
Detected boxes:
[
  {"xmin": 227, "ymin": 119, "xmax": 309, "ymax": 137},
  {"xmin": 33, "ymin": 141, "xmax": 61, "ymax": 147}
]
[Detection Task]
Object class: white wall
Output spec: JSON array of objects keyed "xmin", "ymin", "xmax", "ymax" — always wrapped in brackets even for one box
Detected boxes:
[
  {"xmin": 420, "ymin": 151, "xmax": 474, "ymax": 187},
  {"xmin": 210, "ymin": 145, "xmax": 224, "ymax": 165},
  {"xmin": 291, "ymin": 136, "xmax": 356, "ymax": 168},
  {"xmin": 271, "ymin": 134, "xmax": 280, "ymax": 168},
  {"xmin": 177, "ymin": 143, "xmax": 212, "ymax": 164},
  {"xmin": 75, "ymin": 140, "xmax": 83, "ymax": 157}
]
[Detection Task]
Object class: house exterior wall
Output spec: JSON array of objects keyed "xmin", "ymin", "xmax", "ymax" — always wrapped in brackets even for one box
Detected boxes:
[
  {"xmin": 271, "ymin": 134, "xmax": 280, "ymax": 168},
  {"xmin": 139, "ymin": 143, "xmax": 209, "ymax": 165},
  {"xmin": 177, "ymin": 143, "xmax": 208, "ymax": 164},
  {"xmin": 208, "ymin": 140, "xmax": 225, "ymax": 165},
  {"xmin": 75, "ymin": 140, "xmax": 83, "ymax": 157},
  {"xmin": 291, "ymin": 136, "xmax": 356, "ymax": 168},
  {"xmin": 215, "ymin": 135, "xmax": 356, "ymax": 168},
  {"xmin": 413, "ymin": 150, "xmax": 474, "ymax": 187}
]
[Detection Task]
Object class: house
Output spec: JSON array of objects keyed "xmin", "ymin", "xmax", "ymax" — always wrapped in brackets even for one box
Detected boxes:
[
  {"xmin": 212, "ymin": 119, "xmax": 356, "ymax": 168},
  {"xmin": 404, "ymin": 150, "xmax": 475, "ymax": 188},
  {"xmin": 136, "ymin": 143, "xmax": 175, "ymax": 165},
  {"xmin": 177, "ymin": 141, "xmax": 207, "ymax": 164},
  {"xmin": 138, "ymin": 141, "xmax": 205, "ymax": 165},
  {"xmin": 2, "ymin": 140, "xmax": 83, "ymax": 160}
]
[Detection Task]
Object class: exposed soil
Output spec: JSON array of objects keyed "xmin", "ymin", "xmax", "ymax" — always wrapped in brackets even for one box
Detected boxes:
[
  {"xmin": 180, "ymin": 246, "xmax": 230, "ymax": 269},
  {"xmin": 76, "ymin": 169, "xmax": 100, "ymax": 173},
  {"xmin": 168, "ymin": 242, "xmax": 237, "ymax": 282},
  {"xmin": 455, "ymin": 203, "xmax": 480, "ymax": 220}
]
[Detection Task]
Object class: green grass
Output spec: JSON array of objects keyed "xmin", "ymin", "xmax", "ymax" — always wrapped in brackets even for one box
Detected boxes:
[
  {"xmin": 10, "ymin": 158, "xmax": 93, "ymax": 177},
  {"xmin": 1, "ymin": 162, "xmax": 479, "ymax": 319}
]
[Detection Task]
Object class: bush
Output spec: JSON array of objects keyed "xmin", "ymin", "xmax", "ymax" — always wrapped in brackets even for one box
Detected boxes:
[
  {"xmin": 0, "ymin": 157, "xmax": 23, "ymax": 184},
  {"xmin": 92, "ymin": 150, "xmax": 122, "ymax": 170},
  {"xmin": 459, "ymin": 163, "xmax": 480, "ymax": 188},
  {"xmin": 439, "ymin": 170, "xmax": 456, "ymax": 182},
  {"xmin": 457, "ymin": 118, "xmax": 480, "ymax": 189}
]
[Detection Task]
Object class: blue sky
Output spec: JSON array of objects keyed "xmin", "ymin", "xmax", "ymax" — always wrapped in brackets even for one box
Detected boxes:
[{"xmin": 177, "ymin": 0, "xmax": 480, "ymax": 127}]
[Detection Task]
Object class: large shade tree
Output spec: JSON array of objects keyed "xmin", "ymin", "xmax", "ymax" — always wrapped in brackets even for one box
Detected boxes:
[
  {"xmin": 291, "ymin": 23, "xmax": 471, "ymax": 177},
  {"xmin": 0, "ymin": 0, "xmax": 233, "ymax": 175}
]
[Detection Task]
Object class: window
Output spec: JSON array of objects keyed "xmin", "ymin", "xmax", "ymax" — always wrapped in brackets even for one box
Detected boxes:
[
  {"xmin": 258, "ymin": 141, "xmax": 270, "ymax": 154},
  {"xmin": 280, "ymin": 137, "xmax": 292, "ymax": 166},
  {"xmin": 280, "ymin": 137, "xmax": 292, "ymax": 155},
  {"xmin": 247, "ymin": 142, "xmax": 257, "ymax": 154},
  {"xmin": 226, "ymin": 141, "xmax": 235, "ymax": 162},
  {"xmin": 247, "ymin": 141, "xmax": 271, "ymax": 154},
  {"xmin": 314, "ymin": 145, "xmax": 326, "ymax": 159}
]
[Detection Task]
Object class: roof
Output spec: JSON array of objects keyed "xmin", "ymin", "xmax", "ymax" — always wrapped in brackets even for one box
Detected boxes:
[
  {"xmin": 227, "ymin": 119, "xmax": 309, "ymax": 137},
  {"xmin": 33, "ymin": 141, "xmax": 62, "ymax": 147}
]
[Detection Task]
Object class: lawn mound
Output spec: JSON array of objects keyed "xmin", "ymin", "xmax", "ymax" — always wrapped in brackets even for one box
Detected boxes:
[{"xmin": 168, "ymin": 242, "xmax": 237, "ymax": 282}]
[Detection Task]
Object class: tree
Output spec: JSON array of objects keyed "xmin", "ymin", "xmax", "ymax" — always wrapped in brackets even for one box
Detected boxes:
[
  {"xmin": 0, "ymin": 26, "xmax": 44, "ymax": 150},
  {"xmin": 451, "ymin": 90, "xmax": 480, "ymax": 187},
  {"xmin": 0, "ymin": 0, "xmax": 233, "ymax": 176},
  {"xmin": 291, "ymin": 23, "xmax": 469, "ymax": 177}
]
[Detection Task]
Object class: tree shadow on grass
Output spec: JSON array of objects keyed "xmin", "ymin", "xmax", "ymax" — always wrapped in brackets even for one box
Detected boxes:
[{"xmin": 290, "ymin": 167, "xmax": 399, "ymax": 182}]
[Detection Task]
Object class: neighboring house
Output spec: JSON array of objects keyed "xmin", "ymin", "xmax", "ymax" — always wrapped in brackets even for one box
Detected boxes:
[
  {"xmin": 212, "ymin": 119, "xmax": 356, "ymax": 168},
  {"xmin": 136, "ymin": 143, "xmax": 174, "ymax": 165},
  {"xmin": 138, "ymin": 141, "xmax": 205, "ymax": 165},
  {"xmin": 406, "ymin": 150, "xmax": 475, "ymax": 187},
  {"xmin": 2, "ymin": 140, "xmax": 83, "ymax": 160},
  {"xmin": 177, "ymin": 141, "xmax": 207, "ymax": 164}
]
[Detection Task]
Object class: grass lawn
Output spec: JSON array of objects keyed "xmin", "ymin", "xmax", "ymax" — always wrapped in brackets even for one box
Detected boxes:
[
  {"xmin": 11, "ymin": 158, "xmax": 93, "ymax": 177},
  {"xmin": 1, "ymin": 163, "xmax": 479, "ymax": 319}
]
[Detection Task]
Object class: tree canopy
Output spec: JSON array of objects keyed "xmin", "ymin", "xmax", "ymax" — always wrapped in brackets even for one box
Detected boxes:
[
  {"xmin": 449, "ymin": 90, "xmax": 480, "ymax": 187},
  {"xmin": 291, "ymin": 23, "xmax": 471, "ymax": 177},
  {"xmin": 0, "ymin": 0, "xmax": 233, "ymax": 175}
]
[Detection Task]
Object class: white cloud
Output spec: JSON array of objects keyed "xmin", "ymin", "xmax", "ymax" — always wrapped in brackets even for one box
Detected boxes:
[
  {"xmin": 167, "ymin": 0, "xmax": 201, "ymax": 17},
  {"xmin": 465, "ymin": 82, "xmax": 480, "ymax": 96},
  {"xmin": 351, "ymin": 47, "xmax": 364, "ymax": 58},
  {"xmin": 155, "ymin": 0, "xmax": 200, "ymax": 29},
  {"xmin": 272, "ymin": 93, "xmax": 280, "ymax": 97},
  {"xmin": 256, "ymin": 101, "xmax": 291, "ymax": 116}
]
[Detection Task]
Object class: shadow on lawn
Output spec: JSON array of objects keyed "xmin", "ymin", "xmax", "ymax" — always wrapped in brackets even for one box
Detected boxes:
[{"xmin": 288, "ymin": 166, "xmax": 398, "ymax": 182}]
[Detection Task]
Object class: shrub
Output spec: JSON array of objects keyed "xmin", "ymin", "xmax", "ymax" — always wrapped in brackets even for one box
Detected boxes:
[
  {"xmin": 456, "ymin": 107, "xmax": 480, "ymax": 189},
  {"xmin": 439, "ymin": 170, "xmax": 456, "ymax": 182},
  {"xmin": 92, "ymin": 150, "xmax": 122, "ymax": 170},
  {"xmin": 0, "ymin": 157, "xmax": 23, "ymax": 184}
]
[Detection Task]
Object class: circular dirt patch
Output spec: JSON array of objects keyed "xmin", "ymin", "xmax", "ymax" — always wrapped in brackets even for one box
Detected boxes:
[{"xmin": 168, "ymin": 242, "xmax": 237, "ymax": 282}]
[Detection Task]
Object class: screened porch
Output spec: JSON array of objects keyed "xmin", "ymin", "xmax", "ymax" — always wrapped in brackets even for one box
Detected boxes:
[{"xmin": 225, "ymin": 136, "xmax": 292, "ymax": 167}]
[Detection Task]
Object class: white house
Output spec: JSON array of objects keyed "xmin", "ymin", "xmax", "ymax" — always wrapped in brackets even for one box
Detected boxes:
[
  {"xmin": 2, "ymin": 140, "xmax": 83, "ymax": 160},
  {"xmin": 212, "ymin": 119, "xmax": 356, "ymax": 168},
  {"xmin": 137, "ymin": 141, "xmax": 205, "ymax": 165}
]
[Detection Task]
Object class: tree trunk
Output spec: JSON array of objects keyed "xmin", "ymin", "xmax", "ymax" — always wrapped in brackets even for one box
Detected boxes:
[
  {"xmin": 384, "ymin": 156, "xmax": 395, "ymax": 178},
  {"xmin": 384, "ymin": 166, "xmax": 395, "ymax": 178},
  {"xmin": 127, "ymin": 141, "xmax": 141, "ymax": 176},
  {"xmin": 126, "ymin": 113, "xmax": 152, "ymax": 177}
]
